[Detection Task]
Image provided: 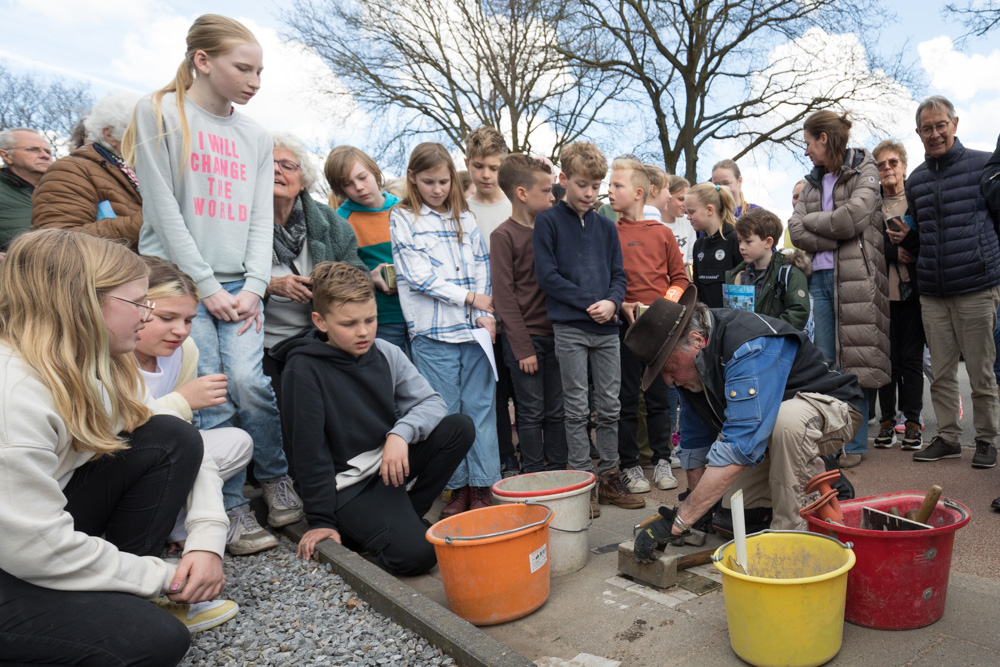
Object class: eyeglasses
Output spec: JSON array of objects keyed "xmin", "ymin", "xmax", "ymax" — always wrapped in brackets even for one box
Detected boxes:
[
  {"xmin": 918, "ymin": 121, "xmax": 952, "ymax": 138},
  {"xmin": 274, "ymin": 159, "xmax": 301, "ymax": 173},
  {"xmin": 110, "ymin": 296, "xmax": 155, "ymax": 322},
  {"xmin": 876, "ymin": 158, "xmax": 901, "ymax": 171},
  {"xmin": 7, "ymin": 146, "xmax": 53, "ymax": 157}
]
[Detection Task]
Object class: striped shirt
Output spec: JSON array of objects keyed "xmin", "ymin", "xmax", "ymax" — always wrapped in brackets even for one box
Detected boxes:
[{"xmin": 390, "ymin": 204, "xmax": 492, "ymax": 343}]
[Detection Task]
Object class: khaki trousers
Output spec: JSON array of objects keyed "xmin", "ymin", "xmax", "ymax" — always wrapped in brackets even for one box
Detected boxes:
[
  {"xmin": 920, "ymin": 287, "xmax": 1000, "ymax": 445},
  {"xmin": 722, "ymin": 393, "xmax": 862, "ymax": 531}
]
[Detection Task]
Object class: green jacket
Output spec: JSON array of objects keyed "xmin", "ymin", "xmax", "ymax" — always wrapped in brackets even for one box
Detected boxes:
[
  {"xmin": 300, "ymin": 192, "xmax": 367, "ymax": 272},
  {"xmin": 0, "ymin": 168, "xmax": 34, "ymax": 250},
  {"xmin": 724, "ymin": 249, "xmax": 811, "ymax": 331}
]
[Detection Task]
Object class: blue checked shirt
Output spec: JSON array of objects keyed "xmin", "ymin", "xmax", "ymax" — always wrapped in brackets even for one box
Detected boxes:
[
  {"xmin": 390, "ymin": 204, "xmax": 492, "ymax": 343},
  {"xmin": 679, "ymin": 335, "xmax": 799, "ymax": 467}
]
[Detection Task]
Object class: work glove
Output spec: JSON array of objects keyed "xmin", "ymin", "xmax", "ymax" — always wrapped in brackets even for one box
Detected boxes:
[{"xmin": 633, "ymin": 505, "xmax": 688, "ymax": 563}]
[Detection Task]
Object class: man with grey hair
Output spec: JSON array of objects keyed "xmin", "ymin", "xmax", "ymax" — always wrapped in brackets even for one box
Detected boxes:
[
  {"xmin": 905, "ymin": 95, "xmax": 1000, "ymax": 470},
  {"xmin": 0, "ymin": 127, "xmax": 52, "ymax": 251},
  {"xmin": 622, "ymin": 285, "xmax": 861, "ymax": 559},
  {"xmin": 31, "ymin": 93, "xmax": 143, "ymax": 248}
]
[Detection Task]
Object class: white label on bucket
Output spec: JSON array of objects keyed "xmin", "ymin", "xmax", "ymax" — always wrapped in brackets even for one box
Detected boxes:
[{"xmin": 529, "ymin": 544, "xmax": 548, "ymax": 573}]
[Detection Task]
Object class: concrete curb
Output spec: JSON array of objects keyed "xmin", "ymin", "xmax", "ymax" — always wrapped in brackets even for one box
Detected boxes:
[{"xmin": 280, "ymin": 520, "xmax": 534, "ymax": 667}]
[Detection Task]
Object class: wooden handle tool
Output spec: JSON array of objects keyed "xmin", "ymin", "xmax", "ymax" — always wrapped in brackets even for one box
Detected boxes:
[{"xmin": 904, "ymin": 485, "xmax": 942, "ymax": 524}]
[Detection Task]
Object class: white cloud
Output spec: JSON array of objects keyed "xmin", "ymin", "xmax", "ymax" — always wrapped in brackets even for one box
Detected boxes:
[{"xmin": 919, "ymin": 36, "xmax": 1000, "ymax": 102}]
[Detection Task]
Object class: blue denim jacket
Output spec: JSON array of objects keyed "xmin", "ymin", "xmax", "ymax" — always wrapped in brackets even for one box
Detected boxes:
[{"xmin": 679, "ymin": 335, "xmax": 798, "ymax": 467}]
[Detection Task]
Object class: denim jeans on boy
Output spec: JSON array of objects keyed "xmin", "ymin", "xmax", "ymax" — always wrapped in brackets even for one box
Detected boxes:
[
  {"xmin": 411, "ymin": 335, "xmax": 501, "ymax": 489},
  {"xmin": 809, "ymin": 269, "xmax": 867, "ymax": 454},
  {"xmin": 191, "ymin": 280, "xmax": 289, "ymax": 510},
  {"xmin": 502, "ymin": 334, "xmax": 567, "ymax": 473},
  {"xmin": 377, "ymin": 322, "xmax": 411, "ymax": 359},
  {"xmin": 553, "ymin": 323, "xmax": 621, "ymax": 475}
]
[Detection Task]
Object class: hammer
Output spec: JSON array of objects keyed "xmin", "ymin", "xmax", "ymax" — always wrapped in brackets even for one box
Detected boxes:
[{"xmin": 905, "ymin": 485, "xmax": 942, "ymax": 524}]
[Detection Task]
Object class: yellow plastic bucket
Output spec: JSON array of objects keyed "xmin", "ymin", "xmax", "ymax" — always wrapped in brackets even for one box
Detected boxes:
[{"xmin": 713, "ymin": 530, "xmax": 856, "ymax": 667}]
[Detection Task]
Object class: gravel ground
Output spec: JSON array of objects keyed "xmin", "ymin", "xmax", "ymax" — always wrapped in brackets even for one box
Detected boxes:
[{"xmin": 180, "ymin": 537, "xmax": 452, "ymax": 666}]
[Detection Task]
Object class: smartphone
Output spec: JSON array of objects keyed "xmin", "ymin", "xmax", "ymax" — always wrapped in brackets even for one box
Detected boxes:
[{"xmin": 887, "ymin": 216, "xmax": 903, "ymax": 232}]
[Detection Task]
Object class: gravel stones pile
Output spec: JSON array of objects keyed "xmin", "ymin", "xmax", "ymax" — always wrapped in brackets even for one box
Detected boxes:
[{"xmin": 180, "ymin": 537, "xmax": 452, "ymax": 666}]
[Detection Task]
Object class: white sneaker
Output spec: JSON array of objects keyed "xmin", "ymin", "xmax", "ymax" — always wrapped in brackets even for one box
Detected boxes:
[
  {"xmin": 226, "ymin": 506, "xmax": 278, "ymax": 556},
  {"xmin": 152, "ymin": 598, "xmax": 239, "ymax": 633},
  {"xmin": 669, "ymin": 452, "xmax": 681, "ymax": 469},
  {"xmin": 654, "ymin": 459, "xmax": 679, "ymax": 490},
  {"xmin": 621, "ymin": 465, "xmax": 651, "ymax": 493}
]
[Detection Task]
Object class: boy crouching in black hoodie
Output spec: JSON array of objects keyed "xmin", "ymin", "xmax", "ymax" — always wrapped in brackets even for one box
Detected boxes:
[{"xmin": 270, "ymin": 262, "xmax": 474, "ymax": 575}]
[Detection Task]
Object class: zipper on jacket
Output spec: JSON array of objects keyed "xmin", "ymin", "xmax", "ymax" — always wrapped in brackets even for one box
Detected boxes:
[
  {"xmin": 858, "ymin": 238, "xmax": 871, "ymax": 277},
  {"xmin": 934, "ymin": 162, "xmax": 945, "ymax": 291}
]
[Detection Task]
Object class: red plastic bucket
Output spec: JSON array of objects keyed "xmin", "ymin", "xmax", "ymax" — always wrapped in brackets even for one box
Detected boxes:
[{"xmin": 803, "ymin": 491, "xmax": 970, "ymax": 629}]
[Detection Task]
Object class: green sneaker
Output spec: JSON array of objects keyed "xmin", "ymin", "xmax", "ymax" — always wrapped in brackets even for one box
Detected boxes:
[{"xmin": 152, "ymin": 598, "xmax": 239, "ymax": 633}]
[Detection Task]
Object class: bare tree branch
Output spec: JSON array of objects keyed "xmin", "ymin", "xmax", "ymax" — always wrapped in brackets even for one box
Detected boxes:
[
  {"xmin": 0, "ymin": 61, "xmax": 93, "ymax": 156},
  {"xmin": 945, "ymin": 1, "xmax": 1000, "ymax": 38}
]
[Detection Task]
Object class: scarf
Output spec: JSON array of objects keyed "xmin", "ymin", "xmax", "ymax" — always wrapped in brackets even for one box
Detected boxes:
[
  {"xmin": 273, "ymin": 196, "xmax": 307, "ymax": 268},
  {"xmin": 93, "ymin": 143, "xmax": 140, "ymax": 194}
]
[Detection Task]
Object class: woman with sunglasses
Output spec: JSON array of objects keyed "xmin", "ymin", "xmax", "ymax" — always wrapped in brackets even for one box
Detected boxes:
[
  {"xmin": 263, "ymin": 134, "xmax": 366, "ymax": 411},
  {"xmin": 0, "ymin": 230, "xmax": 235, "ymax": 665}
]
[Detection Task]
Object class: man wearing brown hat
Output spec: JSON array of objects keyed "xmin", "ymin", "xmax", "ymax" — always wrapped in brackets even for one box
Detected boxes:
[{"xmin": 623, "ymin": 285, "xmax": 861, "ymax": 555}]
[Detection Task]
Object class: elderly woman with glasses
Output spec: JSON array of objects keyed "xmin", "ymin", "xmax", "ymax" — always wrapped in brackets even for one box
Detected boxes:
[
  {"xmin": 262, "ymin": 134, "xmax": 367, "ymax": 406},
  {"xmin": 871, "ymin": 140, "xmax": 924, "ymax": 452}
]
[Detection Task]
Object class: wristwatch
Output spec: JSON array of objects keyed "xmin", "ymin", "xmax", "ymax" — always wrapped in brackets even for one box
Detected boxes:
[{"xmin": 673, "ymin": 513, "xmax": 689, "ymax": 533}]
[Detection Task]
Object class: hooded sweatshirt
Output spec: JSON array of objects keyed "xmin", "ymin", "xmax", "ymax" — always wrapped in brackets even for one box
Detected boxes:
[{"xmin": 269, "ymin": 333, "xmax": 446, "ymax": 530}]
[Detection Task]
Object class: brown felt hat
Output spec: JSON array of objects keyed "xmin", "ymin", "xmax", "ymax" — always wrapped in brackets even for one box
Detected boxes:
[{"xmin": 623, "ymin": 285, "xmax": 699, "ymax": 391}]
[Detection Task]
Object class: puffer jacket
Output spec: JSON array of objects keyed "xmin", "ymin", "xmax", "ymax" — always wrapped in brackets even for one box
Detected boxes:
[
  {"xmin": 788, "ymin": 147, "xmax": 890, "ymax": 388},
  {"xmin": 907, "ymin": 137, "xmax": 1000, "ymax": 297},
  {"xmin": 31, "ymin": 143, "xmax": 142, "ymax": 249}
]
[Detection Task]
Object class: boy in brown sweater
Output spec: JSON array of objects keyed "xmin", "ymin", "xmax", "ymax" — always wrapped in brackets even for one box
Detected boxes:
[
  {"xmin": 490, "ymin": 154, "xmax": 566, "ymax": 473},
  {"xmin": 609, "ymin": 158, "xmax": 689, "ymax": 492}
]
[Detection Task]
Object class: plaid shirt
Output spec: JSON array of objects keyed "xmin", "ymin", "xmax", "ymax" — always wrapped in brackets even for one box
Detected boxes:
[{"xmin": 390, "ymin": 204, "xmax": 492, "ymax": 343}]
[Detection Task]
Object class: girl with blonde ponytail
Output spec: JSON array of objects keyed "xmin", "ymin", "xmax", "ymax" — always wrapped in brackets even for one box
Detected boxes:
[
  {"xmin": 0, "ymin": 230, "xmax": 236, "ymax": 665},
  {"xmin": 686, "ymin": 182, "xmax": 741, "ymax": 308},
  {"xmin": 127, "ymin": 14, "xmax": 304, "ymax": 533}
]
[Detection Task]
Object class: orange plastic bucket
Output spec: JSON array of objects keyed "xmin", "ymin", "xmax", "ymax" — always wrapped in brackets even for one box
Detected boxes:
[{"xmin": 425, "ymin": 503, "xmax": 553, "ymax": 625}]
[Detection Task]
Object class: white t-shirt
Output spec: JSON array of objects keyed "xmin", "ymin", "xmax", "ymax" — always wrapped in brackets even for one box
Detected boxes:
[
  {"xmin": 466, "ymin": 197, "xmax": 512, "ymax": 251},
  {"xmin": 139, "ymin": 348, "xmax": 184, "ymax": 399},
  {"xmin": 264, "ymin": 240, "xmax": 315, "ymax": 349},
  {"xmin": 663, "ymin": 217, "xmax": 696, "ymax": 265}
]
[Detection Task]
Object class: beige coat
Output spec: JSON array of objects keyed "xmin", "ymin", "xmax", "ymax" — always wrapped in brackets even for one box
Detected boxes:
[{"xmin": 788, "ymin": 148, "xmax": 890, "ymax": 388}]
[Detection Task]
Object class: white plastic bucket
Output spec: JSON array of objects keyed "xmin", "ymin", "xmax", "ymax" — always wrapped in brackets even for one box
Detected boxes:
[{"xmin": 491, "ymin": 471, "xmax": 596, "ymax": 576}]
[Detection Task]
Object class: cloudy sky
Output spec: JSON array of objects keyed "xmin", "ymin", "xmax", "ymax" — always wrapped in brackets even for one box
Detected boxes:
[{"xmin": 2, "ymin": 0, "xmax": 998, "ymax": 228}]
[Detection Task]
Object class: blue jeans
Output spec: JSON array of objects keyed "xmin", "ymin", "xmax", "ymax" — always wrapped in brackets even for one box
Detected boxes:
[
  {"xmin": 191, "ymin": 280, "xmax": 288, "ymax": 510},
  {"xmin": 411, "ymin": 336, "xmax": 500, "ymax": 489},
  {"xmin": 502, "ymin": 334, "xmax": 566, "ymax": 473},
  {"xmin": 553, "ymin": 323, "xmax": 621, "ymax": 474},
  {"xmin": 377, "ymin": 321, "xmax": 411, "ymax": 359},
  {"xmin": 810, "ymin": 269, "xmax": 867, "ymax": 453}
]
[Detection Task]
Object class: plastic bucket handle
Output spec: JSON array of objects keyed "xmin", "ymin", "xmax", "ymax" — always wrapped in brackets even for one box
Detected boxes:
[
  {"xmin": 443, "ymin": 505, "xmax": 554, "ymax": 544},
  {"xmin": 522, "ymin": 499, "xmax": 593, "ymax": 534}
]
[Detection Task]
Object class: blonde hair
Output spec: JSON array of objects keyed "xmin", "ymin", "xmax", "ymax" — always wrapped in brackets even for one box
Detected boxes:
[
  {"xmin": 712, "ymin": 159, "xmax": 748, "ymax": 213},
  {"xmin": 465, "ymin": 126, "xmax": 509, "ymax": 161},
  {"xmin": 611, "ymin": 158, "xmax": 650, "ymax": 196},
  {"xmin": 687, "ymin": 182, "xmax": 737, "ymax": 236},
  {"xmin": 559, "ymin": 141, "xmax": 607, "ymax": 181},
  {"xmin": 143, "ymin": 255, "xmax": 200, "ymax": 302},
  {"xmin": 400, "ymin": 143, "xmax": 469, "ymax": 242},
  {"xmin": 643, "ymin": 165, "xmax": 669, "ymax": 201},
  {"xmin": 312, "ymin": 261, "xmax": 375, "ymax": 316},
  {"xmin": 122, "ymin": 14, "xmax": 259, "ymax": 170},
  {"xmin": 0, "ymin": 230, "xmax": 152, "ymax": 456},
  {"xmin": 325, "ymin": 145, "xmax": 384, "ymax": 200}
]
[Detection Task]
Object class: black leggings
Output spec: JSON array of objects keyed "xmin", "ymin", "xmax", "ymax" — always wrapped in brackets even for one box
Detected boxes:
[{"xmin": 0, "ymin": 415, "xmax": 204, "ymax": 666}]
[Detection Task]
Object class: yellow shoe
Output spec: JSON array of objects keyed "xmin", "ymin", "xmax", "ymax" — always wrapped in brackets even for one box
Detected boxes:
[{"xmin": 152, "ymin": 597, "xmax": 239, "ymax": 633}]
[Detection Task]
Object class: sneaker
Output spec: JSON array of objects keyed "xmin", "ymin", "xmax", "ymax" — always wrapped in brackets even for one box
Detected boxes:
[
  {"xmin": 590, "ymin": 485, "xmax": 601, "ymax": 518},
  {"xmin": 226, "ymin": 506, "xmax": 279, "ymax": 556},
  {"xmin": 653, "ymin": 459, "xmax": 679, "ymax": 490},
  {"xmin": 440, "ymin": 485, "xmax": 470, "ymax": 518},
  {"xmin": 669, "ymin": 448, "xmax": 681, "ymax": 468},
  {"xmin": 621, "ymin": 465, "xmax": 651, "ymax": 493},
  {"xmin": 972, "ymin": 441, "xmax": 998, "ymax": 468},
  {"xmin": 913, "ymin": 436, "xmax": 962, "ymax": 462},
  {"xmin": 152, "ymin": 598, "xmax": 239, "ymax": 634},
  {"xmin": 500, "ymin": 458, "xmax": 520, "ymax": 479},
  {"xmin": 901, "ymin": 420, "xmax": 923, "ymax": 450},
  {"xmin": 598, "ymin": 469, "xmax": 646, "ymax": 509},
  {"xmin": 992, "ymin": 496, "xmax": 1000, "ymax": 512},
  {"xmin": 470, "ymin": 486, "xmax": 493, "ymax": 510},
  {"xmin": 873, "ymin": 418, "xmax": 895, "ymax": 448},
  {"xmin": 261, "ymin": 475, "xmax": 305, "ymax": 528}
]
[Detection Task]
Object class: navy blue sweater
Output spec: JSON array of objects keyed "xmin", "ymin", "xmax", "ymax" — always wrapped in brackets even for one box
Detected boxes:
[{"xmin": 533, "ymin": 201, "xmax": 627, "ymax": 334}]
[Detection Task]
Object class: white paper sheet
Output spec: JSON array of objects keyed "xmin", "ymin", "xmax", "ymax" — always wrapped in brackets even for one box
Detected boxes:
[{"xmin": 471, "ymin": 327, "xmax": 499, "ymax": 381}]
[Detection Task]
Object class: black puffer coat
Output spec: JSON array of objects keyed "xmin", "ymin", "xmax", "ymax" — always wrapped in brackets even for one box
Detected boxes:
[{"xmin": 906, "ymin": 137, "xmax": 1000, "ymax": 297}]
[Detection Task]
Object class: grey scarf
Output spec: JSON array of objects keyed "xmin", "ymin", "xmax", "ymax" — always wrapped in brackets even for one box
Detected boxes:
[{"xmin": 272, "ymin": 197, "xmax": 306, "ymax": 268}]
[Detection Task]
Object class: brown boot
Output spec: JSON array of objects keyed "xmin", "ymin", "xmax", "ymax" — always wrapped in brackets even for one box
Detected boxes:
[
  {"xmin": 440, "ymin": 485, "xmax": 470, "ymax": 518},
  {"xmin": 590, "ymin": 485, "xmax": 601, "ymax": 518},
  {"xmin": 598, "ymin": 469, "xmax": 646, "ymax": 509}
]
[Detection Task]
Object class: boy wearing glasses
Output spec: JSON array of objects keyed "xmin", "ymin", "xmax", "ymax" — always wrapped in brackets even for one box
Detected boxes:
[{"xmin": 0, "ymin": 128, "xmax": 53, "ymax": 251}]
